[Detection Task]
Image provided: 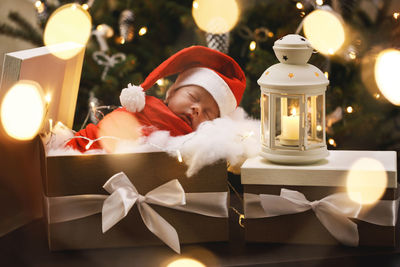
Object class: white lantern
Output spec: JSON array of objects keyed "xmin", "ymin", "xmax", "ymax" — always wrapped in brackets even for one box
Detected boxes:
[{"xmin": 258, "ymin": 34, "xmax": 329, "ymax": 164}]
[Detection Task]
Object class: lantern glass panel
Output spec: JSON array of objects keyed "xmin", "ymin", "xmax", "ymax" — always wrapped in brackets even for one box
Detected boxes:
[
  {"xmin": 306, "ymin": 94, "xmax": 324, "ymax": 145},
  {"xmin": 261, "ymin": 93, "xmax": 269, "ymax": 146},
  {"xmin": 274, "ymin": 95, "xmax": 301, "ymax": 148}
]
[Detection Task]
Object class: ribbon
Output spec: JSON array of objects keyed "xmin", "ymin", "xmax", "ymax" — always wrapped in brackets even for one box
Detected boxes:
[
  {"xmin": 92, "ymin": 51, "xmax": 126, "ymax": 80},
  {"xmin": 45, "ymin": 172, "xmax": 228, "ymax": 254},
  {"xmin": 244, "ymin": 189, "xmax": 398, "ymax": 247}
]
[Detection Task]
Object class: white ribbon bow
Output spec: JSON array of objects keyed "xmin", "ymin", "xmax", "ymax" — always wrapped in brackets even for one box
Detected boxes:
[
  {"xmin": 92, "ymin": 51, "xmax": 126, "ymax": 80},
  {"xmin": 246, "ymin": 189, "xmax": 362, "ymax": 246},
  {"xmin": 102, "ymin": 172, "xmax": 185, "ymax": 253}
]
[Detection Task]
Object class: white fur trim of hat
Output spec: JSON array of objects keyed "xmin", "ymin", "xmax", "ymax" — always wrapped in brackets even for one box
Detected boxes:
[{"xmin": 167, "ymin": 67, "xmax": 237, "ymax": 117}]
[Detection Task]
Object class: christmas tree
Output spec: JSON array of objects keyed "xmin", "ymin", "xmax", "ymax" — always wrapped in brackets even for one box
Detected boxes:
[{"xmin": 1, "ymin": 0, "xmax": 399, "ymax": 153}]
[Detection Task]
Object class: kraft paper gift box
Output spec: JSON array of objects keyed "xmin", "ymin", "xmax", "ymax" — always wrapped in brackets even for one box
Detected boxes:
[
  {"xmin": 39, "ymin": 141, "xmax": 229, "ymax": 252},
  {"xmin": 0, "ymin": 43, "xmax": 84, "ymax": 237},
  {"xmin": 241, "ymin": 151, "xmax": 398, "ymax": 247}
]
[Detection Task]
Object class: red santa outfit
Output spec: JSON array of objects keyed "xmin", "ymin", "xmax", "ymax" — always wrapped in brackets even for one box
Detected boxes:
[{"xmin": 66, "ymin": 45, "xmax": 246, "ymax": 152}]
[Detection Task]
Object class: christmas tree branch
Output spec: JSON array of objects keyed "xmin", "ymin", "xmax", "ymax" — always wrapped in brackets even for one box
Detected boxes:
[
  {"xmin": 8, "ymin": 11, "xmax": 43, "ymax": 45},
  {"xmin": 0, "ymin": 23, "xmax": 42, "ymax": 46}
]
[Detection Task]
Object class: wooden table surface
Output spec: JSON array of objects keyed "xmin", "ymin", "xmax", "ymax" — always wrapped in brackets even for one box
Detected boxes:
[{"xmin": 1, "ymin": 206, "xmax": 400, "ymax": 267}]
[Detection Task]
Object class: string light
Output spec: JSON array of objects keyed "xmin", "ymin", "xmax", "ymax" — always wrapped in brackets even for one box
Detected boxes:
[
  {"xmin": 82, "ymin": 4, "xmax": 89, "ymax": 10},
  {"xmin": 316, "ymin": 0, "xmax": 323, "ymax": 6},
  {"xmin": 348, "ymin": 51, "xmax": 356, "ymax": 60},
  {"xmin": 156, "ymin": 78, "xmax": 165, "ymax": 86},
  {"xmin": 116, "ymin": 36, "xmax": 125, "ymax": 44},
  {"xmin": 138, "ymin": 27, "xmax": 147, "ymax": 36},
  {"xmin": 394, "ymin": 12, "xmax": 399, "ymax": 19},
  {"xmin": 346, "ymin": 106, "xmax": 353, "ymax": 113},
  {"xmin": 35, "ymin": 1, "xmax": 45, "ymax": 13},
  {"xmin": 249, "ymin": 41, "xmax": 256, "ymax": 51},
  {"xmin": 193, "ymin": 0, "xmax": 199, "ymax": 9},
  {"xmin": 324, "ymin": 72, "xmax": 329, "ymax": 79},
  {"xmin": 45, "ymin": 93, "xmax": 51, "ymax": 104},
  {"xmin": 328, "ymin": 138, "xmax": 337, "ymax": 147},
  {"xmin": 241, "ymin": 131, "xmax": 254, "ymax": 141},
  {"xmin": 374, "ymin": 93, "xmax": 380, "ymax": 99},
  {"xmin": 176, "ymin": 150, "xmax": 183, "ymax": 163},
  {"xmin": 267, "ymin": 31, "xmax": 274, "ymax": 38},
  {"xmin": 316, "ymin": 125, "xmax": 322, "ymax": 131},
  {"xmin": 296, "ymin": 2, "xmax": 304, "ymax": 9},
  {"xmin": 300, "ymin": 11, "xmax": 305, "ymax": 17}
]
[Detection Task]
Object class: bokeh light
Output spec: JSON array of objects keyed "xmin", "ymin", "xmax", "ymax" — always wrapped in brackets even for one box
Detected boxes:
[
  {"xmin": 97, "ymin": 110, "xmax": 141, "ymax": 153},
  {"xmin": 346, "ymin": 157, "xmax": 387, "ymax": 205},
  {"xmin": 192, "ymin": 0, "xmax": 239, "ymax": 34},
  {"xmin": 1, "ymin": 81, "xmax": 45, "ymax": 140},
  {"xmin": 44, "ymin": 3, "xmax": 92, "ymax": 59},
  {"xmin": 303, "ymin": 9, "xmax": 345, "ymax": 55},
  {"xmin": 374, "ymin": 48, "xmax": 400, "ymax": 105},
  {"xmin": 249, "ymin": 41, "xmax": 256, "ymax": 51},
  {"xmin": 166, "ymin": 258, "xmax": 205, "ymax": 267},
  {"xmin": 139, "ymin": 27, "xmax": 148, "ymax": 36}
]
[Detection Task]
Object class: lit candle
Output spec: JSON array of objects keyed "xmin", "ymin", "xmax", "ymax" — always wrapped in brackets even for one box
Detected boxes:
[{"xmin": 281, "ymin": 107, "xmax": 299, "ymax": 144}]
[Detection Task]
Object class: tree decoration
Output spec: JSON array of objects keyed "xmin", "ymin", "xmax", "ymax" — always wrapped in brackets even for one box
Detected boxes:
[
  {"xmin": 118, "ymin": 9, "xmax": 135, "ymax": 43},
  {"xmin": 192, "ymin": 0, "xmax": 240, "ymax": 54},
  {"xmin": 92, "ymin": 51, "xmax": 126, "ymax": 81},
  {"xmin": 205, "ymin": 32, "xmax": 230, "ymax": 54}
]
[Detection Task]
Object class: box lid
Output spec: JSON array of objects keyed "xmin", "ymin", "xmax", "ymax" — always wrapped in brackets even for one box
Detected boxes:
[{"xmin": 241, "ymin": 150, "xmax": 397, "ymax": 188}]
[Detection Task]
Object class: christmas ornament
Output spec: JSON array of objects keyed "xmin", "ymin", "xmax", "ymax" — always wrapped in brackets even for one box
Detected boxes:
[
  {"xmin": 92, "ymin": 51, "xmax": 126, "ymax": 81},
  {"xmin": 374, "ymin": 48, "xmax": 400, "ymax": 106},
  {"xmin": 118, "ymin": 9, "xmax": 135, "ymax": 42},
  {"xmin": 238, "ymin": 26, "xmax": 274, "ymax": 52},
  {"xmin": 92, "ymin": 24, "xmax": 114, "ymax": 51},
  {"xmin": 205, "ymin": 32, "xmax": 229, "ymax": 54},
  {"xmin": 258, "ymin": 34, "xmax": 329, "ymax": 164}
]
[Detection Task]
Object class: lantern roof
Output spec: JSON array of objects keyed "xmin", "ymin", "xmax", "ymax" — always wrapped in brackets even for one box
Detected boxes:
[{"xmin": 258, "ymin": 34, "xmax": 329, "ymax": 92}]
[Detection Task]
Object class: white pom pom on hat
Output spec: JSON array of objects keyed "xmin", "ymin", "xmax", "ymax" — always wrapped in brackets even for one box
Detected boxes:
[
  {"xmin": 119, "ymin": 83, "xmax": 145, "ymax": 113},
  {"xmin": 119, "ymin": 46, "xmax": 246, "ymax": 115}
]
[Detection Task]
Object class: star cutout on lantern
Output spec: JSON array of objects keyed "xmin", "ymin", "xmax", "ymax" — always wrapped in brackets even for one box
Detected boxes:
[
  {"xmin": 265, "ymin": 71, "xmax": 269, "ymax": 76},
  {"xmin": 288, "ymin": 73, "xmax": 294, "ymax": 78},
  {"xmin": 300, "ymin": 38, "xmax": 306, "ymax": 41},
  {"xmin": 315, "ymin": 72, "xmax": 319, "ymax": 77},
  {"xmin": 279, "ymin": 37, "xmax": 283, "ymax": 40},
  {"xmin": 283, "ymin": 55, "xmax": 288, "ymax": 61}
]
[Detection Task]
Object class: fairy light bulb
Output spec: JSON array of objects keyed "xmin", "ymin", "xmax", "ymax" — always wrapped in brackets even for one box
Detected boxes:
[
  {"xmin": 346, "ymin": 106, "xmax": 353, "ymax": 113},
  {"xmin": 249, "ymin": 41, "xmax": 256, "ymax": 51},
  {"xmin": 324, "ymin": 72, "xmax": 329, "ymax": 79},
  {"xmin": 296, "ymin": 2, "xmax": 304, "ymax": 9},
  {"xmin": 138, "ymin": 27, "xmax": 147, "ymax": 36},
  {"xmin": 316, "ymin": 0, "xmax": 324, "ymax": 6},
  {"xmin": 393, "ymin": 12, "xmax": 399, "ymax": 19},
  {"xmin": 192, "ymin": 0, "xmax": 239, "ymax": 34},
  {"xmin": 328, "ymin": 138, "xmax": 336, "ymax": 147}
]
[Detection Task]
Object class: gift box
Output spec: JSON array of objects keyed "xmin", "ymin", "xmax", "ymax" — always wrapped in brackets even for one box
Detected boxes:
[
  {"xmin": 39, "ymin": 140, "xmax": 229, "ymax": 253},
  {"xmin": 0, "ymin": 43, "xmax": 84, "ymax": 237},
  {"xmin": 241, "ymin": 151, "xmax": 398, "ymax": 247}
]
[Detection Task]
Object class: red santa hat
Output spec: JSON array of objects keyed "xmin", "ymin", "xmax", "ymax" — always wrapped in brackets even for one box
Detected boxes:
[{"xmin": 120, "ymin": 46, "xmax": 246, "ymax": 117}]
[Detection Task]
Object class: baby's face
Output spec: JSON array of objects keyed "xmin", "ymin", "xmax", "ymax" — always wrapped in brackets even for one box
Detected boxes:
[{"xmin": 165, "ymin": 85, "xmax": 220, "ymax": 130}]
